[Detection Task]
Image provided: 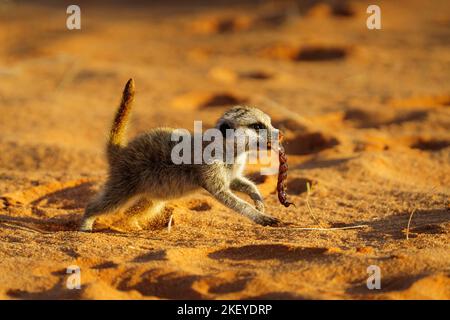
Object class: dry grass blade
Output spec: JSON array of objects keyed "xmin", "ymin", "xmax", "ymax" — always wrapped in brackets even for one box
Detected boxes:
[
  {"xmin": 0, "ymin": 221, "xmax": 50, "ymax": 234},
  {"xmin": 406, "ymin": 208, "xmax": 417, "ymax": 240},
  {"xmin": 279, "ymin": 224, "xmax": 369, "ymax": 231},
  {"xmin": 289, "ymin": 225, "xmax": 369, "ymax": 231},
  {"xmin": 167, "ymin": 214, "xmax": 174, "ymax": 233},
  {"xmin": 305, "ymin": 182, "xmax": 325, "ymax": 227}
]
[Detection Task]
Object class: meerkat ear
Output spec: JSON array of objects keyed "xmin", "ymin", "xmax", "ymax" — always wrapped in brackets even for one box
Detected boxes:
[{"xmin": 218, "ymin": 121, "xmax": 233, "ymax": 138}]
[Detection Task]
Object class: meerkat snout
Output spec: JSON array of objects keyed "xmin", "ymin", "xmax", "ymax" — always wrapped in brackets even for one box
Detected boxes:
[{"xmin": 80, "ymin": 79, "xmax": 281, "ymax": 232}]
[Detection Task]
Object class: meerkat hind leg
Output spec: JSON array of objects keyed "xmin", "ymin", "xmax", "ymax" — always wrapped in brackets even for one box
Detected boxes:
[
  {"xmin": 80, "ymin": 191, "xmax": 135, "ymax": 232},
  {"xmin": 80, "ymin": 215, "xmax": 98, "ymax": 232},
  {"xmin": 124, "ymin": 197, "xmax": 167, "ymax": 230}
]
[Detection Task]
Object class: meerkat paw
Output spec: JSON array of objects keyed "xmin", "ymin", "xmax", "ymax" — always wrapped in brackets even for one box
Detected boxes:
[
  {"xmin": 79, "ymin": 217, "xmax": 95, "ymax": 232},
  {"xmin": 128, "ymin": 218, "xmax": 144, "ymax": 231},
  {"xmin": 255, "ymin": 200, "xmax": 265, "ymax": 213},
  {"xmin": 253, "ymin": 214, "xmax": 280, "ymax": 227}
]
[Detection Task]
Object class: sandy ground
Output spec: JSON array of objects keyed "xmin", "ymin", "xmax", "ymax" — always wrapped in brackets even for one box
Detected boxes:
[{"xmin": 0, "ymin": 0, "xmax": 449, "ymax": 299}]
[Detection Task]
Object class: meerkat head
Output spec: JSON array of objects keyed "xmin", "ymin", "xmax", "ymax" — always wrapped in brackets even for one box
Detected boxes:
[{"xmin": 216, "ymin": 106, "xmax": 279, "ymax": 155}]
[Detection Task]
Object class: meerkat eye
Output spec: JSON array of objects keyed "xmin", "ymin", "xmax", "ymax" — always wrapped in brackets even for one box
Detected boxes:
[{"xmin": 250, "ymin": 122, "xmax": 266, "ymax": 131}]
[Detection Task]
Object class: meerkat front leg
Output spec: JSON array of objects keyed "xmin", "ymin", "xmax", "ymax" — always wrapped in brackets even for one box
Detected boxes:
[
  {"xmin": 212, "ymin": 189, "xmax": 278, "ymax": 226},
  {"xmin": 230, "ymin": 177, "xmax": 265, "ymax": 213},
  {"xmin": 204, "ymin": 181, "xmax": 278, "ymax": 226},
  {"xmin": 125, "ymin": 197, "xmax": 166, "ymax": 230}
]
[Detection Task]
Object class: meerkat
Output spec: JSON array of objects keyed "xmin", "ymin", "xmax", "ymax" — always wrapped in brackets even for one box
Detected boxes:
[{"xmin": 80, "ymin": 79, "xmax": 281, "ymax": 231}]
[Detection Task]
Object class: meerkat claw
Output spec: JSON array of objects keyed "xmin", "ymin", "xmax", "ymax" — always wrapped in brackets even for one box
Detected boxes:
[
  {"xmin": 255, "ymin": 214, "xmax": 280, "ymax": 227},
  {"xmin": 79, "ymin": 219, "xmax": 94, "ymax": 232}
]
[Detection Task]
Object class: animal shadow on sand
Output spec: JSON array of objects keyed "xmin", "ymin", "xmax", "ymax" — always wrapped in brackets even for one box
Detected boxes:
[
  {"xmin": 354, "ymin": 208, "xmax": 449, "ymax": 240},
  {"xmin": 0, "ymin": 182, "xmax": 96, "ymax": 232},
  {"xmin": 7, "ymin": 275, "xmax": 82, "ymax": 300},
  {"xmin": 208, "ymin": 244, "xmax": 337, "ymax": 262},
  {"xmin": 29, "ymin": 181, "xmax": 97, "ymax": 210}
]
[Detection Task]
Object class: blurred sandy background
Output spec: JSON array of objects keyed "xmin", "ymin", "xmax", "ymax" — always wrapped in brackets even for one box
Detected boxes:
[{"xmin": 0, "ymin": 0, "xmax": 449, "ymax": 299}]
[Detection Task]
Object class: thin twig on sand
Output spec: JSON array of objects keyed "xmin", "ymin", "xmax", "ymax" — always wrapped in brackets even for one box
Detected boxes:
[
  {"xmin": 280, "ymin": 224, "xmax": 369, "ymax": 231},
  {"xmin": 305, "ymin": 182, "xmax": 325, "ymax": 228},
  {"xmin": 167, "ymin": 214, "xmax": 174, "ymax": 233},
  {"xmin": 0, "ymin": 221, "xmax": 49, "ymax": 234},
  {"xmin": 406, "ymin": 208, "xmax": 417, "ymax": 240}
]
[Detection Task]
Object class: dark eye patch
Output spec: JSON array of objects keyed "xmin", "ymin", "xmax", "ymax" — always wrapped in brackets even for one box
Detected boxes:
[
  {"xmin": 250, "ymin": 122, "xmax": 266, "ymax": 131},
  {"xmin": 219, "ymin": 122, "xmax": 232, "ymax": 137}
]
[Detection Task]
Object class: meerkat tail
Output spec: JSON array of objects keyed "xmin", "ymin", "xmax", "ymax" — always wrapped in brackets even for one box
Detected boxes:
[{"xmin": 107, "ymin": 78, "xmax": 135, "ymax": 160}]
